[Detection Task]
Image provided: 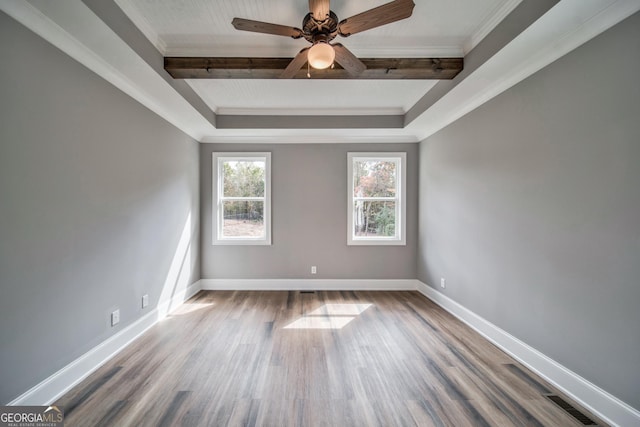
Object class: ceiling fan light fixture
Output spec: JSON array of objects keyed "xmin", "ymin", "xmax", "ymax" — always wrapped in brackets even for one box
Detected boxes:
[{"xmin": 307, "ymin": 42, "xmax": 335, "ymax": 70}]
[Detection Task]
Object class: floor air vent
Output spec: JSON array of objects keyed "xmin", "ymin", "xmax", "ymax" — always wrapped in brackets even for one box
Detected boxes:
[
  {"xmin": 300, "ymin": 291, "xmax": 315, "ymax": 294},
  {"xmin": 545, "ymin": 394, "xmax": 598, "ymax": 425}
]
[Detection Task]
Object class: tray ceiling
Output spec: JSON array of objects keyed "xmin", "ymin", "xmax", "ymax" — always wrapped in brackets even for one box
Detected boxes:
[
  {"xmin": 3, "ymin": 0, "xmax": 638, "ymax": 143},
  {"xmin": 116, "ymin": 0, "xmax": 511, "ymax": 57},
  {"xmin": 116, "ymin": 0, "xmax": 516, "ymax": 117}
]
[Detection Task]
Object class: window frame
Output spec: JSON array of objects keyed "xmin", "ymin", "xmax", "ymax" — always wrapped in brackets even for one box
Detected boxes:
[
  {"xmin": 347, "ymin": 152, "xmax": 406, "ymax": 246},
  {"xmin": 212, "ymin": 152, "xmax": 271, "ymax": 245}
]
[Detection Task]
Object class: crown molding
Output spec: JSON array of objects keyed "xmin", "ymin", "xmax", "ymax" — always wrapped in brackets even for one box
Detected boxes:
[
  {"xmin": 464, "ymin": 0, "xmax": 523, "ymax": 55},
  {"xmin": 1, "ymin": 0, "xmax": 216, "ymax": 141},
  {"xmin": 412, "ymin": 0, "xmax": 640, "ymax": 141},
  {"xmin": 199, "ymin": 133, "xmax": 420, "ymax": 144},
  {"xmin": 215, "ymin": 107, "xmax": 405, "ymax": 116},
  {"xmin": 114, "ymin": 0, "xmax": 168, "ymax": 54}
]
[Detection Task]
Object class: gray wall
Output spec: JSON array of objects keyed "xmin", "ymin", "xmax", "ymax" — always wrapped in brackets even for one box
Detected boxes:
[
  {"xmin": 417, "ymin": 12, "xmax": 640, "ymax": 409},
  {"xmin": 201, "ymin": 143, "xmax": 418, "ymax": 279},
  {"xmin": 0, "ymin": 12, "xmax": 200, "ymax": 404}
]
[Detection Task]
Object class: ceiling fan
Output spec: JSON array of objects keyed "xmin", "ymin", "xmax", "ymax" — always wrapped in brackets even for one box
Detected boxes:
[
  {"xmin": 163, "ymin": 0, "xmax": 463, "ymax": 80},
  {"xmin": 231, "ymin": 0, "xmax": 416, "ymax": 78}
]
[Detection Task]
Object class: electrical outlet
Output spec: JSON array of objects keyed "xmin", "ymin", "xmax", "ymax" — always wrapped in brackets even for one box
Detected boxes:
[
  {"xmin": 440, "ymin": 278, "xmax": 446, "ymax": 289},
  {"xmin": 111, "ymin": 309, "xmax": 120, "ymax": 326},
  {"xmin": 142, "ymin": 294, "xmax": 149, "ymax": 308},
  {"xmin": 311, "ymin": 266, "xmax": 317, "ymax": 275}
]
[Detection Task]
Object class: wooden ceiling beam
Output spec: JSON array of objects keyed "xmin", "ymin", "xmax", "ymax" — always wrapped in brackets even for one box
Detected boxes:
[{"xmin": 164, "ymin": 57, "xmax": 463, "ymax": 79}]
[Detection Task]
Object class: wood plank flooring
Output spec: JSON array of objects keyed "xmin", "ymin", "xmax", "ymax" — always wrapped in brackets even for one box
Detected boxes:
[{"xmin": 56, "ymin": 291, "xmax": 607, "ymax": 426}]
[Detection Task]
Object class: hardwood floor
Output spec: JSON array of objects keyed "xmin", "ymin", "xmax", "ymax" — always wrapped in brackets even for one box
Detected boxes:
[{"xmin": 56, "ymin": 291, "xmax": 606, "ymax": 426}]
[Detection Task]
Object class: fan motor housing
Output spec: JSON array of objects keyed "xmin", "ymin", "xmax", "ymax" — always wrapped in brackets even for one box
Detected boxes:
[{"xmin": 302, "ymin": 11, "xmax": 339, "ymax": 43}]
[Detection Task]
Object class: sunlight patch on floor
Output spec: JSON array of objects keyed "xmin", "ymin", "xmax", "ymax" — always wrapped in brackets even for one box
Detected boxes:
[
  {"xmin": 308, "ymin": 303, "xmax": 372, "ymax": 316},
  {"xmin": 284, "ymin": 303, "xmax": 373, "ymax": 329},
  {"xmin": 170, "ymin": 302, "xmax": 214, "ymax": 316}
]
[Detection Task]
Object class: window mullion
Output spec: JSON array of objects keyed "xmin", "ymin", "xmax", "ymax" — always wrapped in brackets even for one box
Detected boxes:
[
  {"xmin": 220, "ymin": 198, "xmax": 265, "ymax": 202},
  {"xmin": 353, "ymin": 197, "xmax": 397, "ymax": 202}
]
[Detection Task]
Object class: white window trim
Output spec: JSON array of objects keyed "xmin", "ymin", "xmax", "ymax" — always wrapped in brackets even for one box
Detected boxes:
[
  {"xmin": 347, "ymin": 152, "xmax": 406, "ymax": 246},
  {"xmin": 212, "ymin": 152, "xmax": 271, "ymax": 245}
]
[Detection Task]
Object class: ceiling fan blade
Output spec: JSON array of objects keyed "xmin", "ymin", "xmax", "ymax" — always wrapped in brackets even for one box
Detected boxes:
[
  {"xmin": 309, "ymin": 0, "xmax": 331, "ymax": 21},
  {"xmin": 338, "ymin": 0, "xmax": 415, "ymax": 37},
  {"xmin": 332, "ymin": 44, "xmax": 366, "ymax": 76},
  {"xmin": 280, "ymin": 48, "xmax": 310, "ymax": 78},
  {"xmin": 232, "ymin": 18, "xmax": 303, "ymax": 39}
]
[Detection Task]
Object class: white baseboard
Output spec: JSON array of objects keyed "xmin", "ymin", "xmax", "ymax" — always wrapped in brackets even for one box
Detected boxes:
[
  {"xmin": 200, "ymin": 278, "xmax": 418, "ymax": 291},
  {"xmin": 415, "ymin": 281, "xmax": 640, "ymax": 427},
  {"xmin": 12, "ymin": 278, "xmax": 637, "ymax": 426},
  {"xmin": 8, "ymin": 280, "xmax": 202, "ymax": 406}
]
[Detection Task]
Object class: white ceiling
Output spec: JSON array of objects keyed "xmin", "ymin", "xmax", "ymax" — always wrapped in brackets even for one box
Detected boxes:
[
  {"xmin": 3, "ymin": 0, "xmax": 639, "ymax": 143},
  {"xmin": 189, "ymin": 79, "xmax": 438, "ymax": 115},
  {"xmin": 116, "ymin": 0, "xmax": 512, "ymax": 57},
  {"xmin": 116, "ymin": 0, "xmax": 517, "ymax": 116}
]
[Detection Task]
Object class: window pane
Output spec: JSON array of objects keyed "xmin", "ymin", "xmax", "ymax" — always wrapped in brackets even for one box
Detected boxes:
[
  {"xmin": 353, "ymin": 160, "xmax": 397, "ymax": 197},
  {"xmin": 353, "ymin": 201, "xmax": 396, "ymax": 237},
  {"xmin": 222, "ymin": 160, "xmax": 265, "ymax": 197},
  {"xmin": 222, "ymin": 201, "xmax": 264, "ymax": 237}
]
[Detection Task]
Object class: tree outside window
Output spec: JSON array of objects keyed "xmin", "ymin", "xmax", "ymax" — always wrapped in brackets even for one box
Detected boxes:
[
  {"xmin": 348, "ymin": 153, "xmax": 406, "ymax": 245},
  {"xmin": 213, "ymin": 153, "xmax": 271, "ymax": 245}
]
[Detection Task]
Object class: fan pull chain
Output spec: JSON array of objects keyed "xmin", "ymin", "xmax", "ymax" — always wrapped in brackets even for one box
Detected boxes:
[{"xmin": 307, "ymin": 61, "xmax": 311, "ymax": 78}]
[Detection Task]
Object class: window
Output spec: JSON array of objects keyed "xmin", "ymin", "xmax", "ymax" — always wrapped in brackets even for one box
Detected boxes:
[
  {"xmin": 212, "ymin": 152, "xmax": 271, "ymax": 245},
  {"xmin": 348, "ymin": 152, "xmax": 406, "ymax": 245}
]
